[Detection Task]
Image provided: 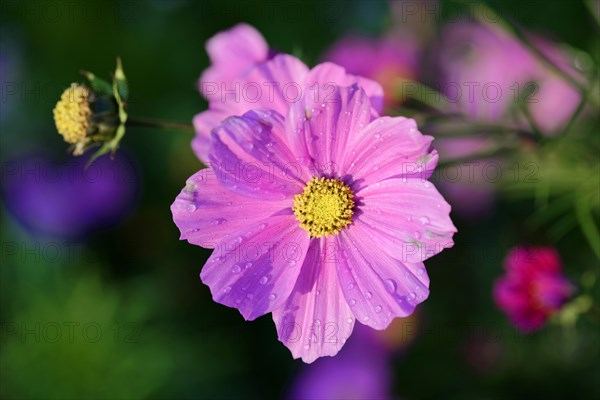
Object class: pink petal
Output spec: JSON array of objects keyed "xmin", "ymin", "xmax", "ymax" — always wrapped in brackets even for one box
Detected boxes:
[
  {"xmin": 192, "ymin": 109, "xmax": 229, "ymax": 162},
  {"xmin": 194, "ymin": 55, "xmax": 310, "ymax": 162},
  {"xmin": 200, "ymin": 214, "xmax": 310, "ymax": 321},
  {"xmin": 344, "ymin": 117, "xmax": 438, "ymax": 190},
  {"xmin": 285, "ymin": 84, "xmax": 373, "ymax": 177},
  {"xmin": 272, "ymin": 238, "xmax": 355, "ymax": 363},
  {"xmin": 209, "ymin": 109, "xmax": 311, "ymax": 199},
  {"xmin": 199, "ymin": 23, "xmax": 268, "ymax": 90},
  {"xmin": 335, "ymin": 229, "xmax": 430, "ymax": 330},
  {"xmin": 171, "ymin": 168, "xmax": 290, "ymax": 249},
  {"xmin": 242, "ymin": 54, "xmax": 310, "ymax": 114},
  {"xmin": 306, "ymin": 62, "xmax": 384, "ymax": 114},
  {"xmin": 354, "ymin": 178, "xmax": 456, "ymax": 263}
]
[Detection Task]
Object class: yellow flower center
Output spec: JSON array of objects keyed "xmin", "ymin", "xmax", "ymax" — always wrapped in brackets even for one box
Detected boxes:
[
  {"xmin": 53, "ymin": 83, "xmax": 92, "ymax": 144},
  {"xmin": 293, "ymin": 177, "xmax": 355, "ymax": 238}
]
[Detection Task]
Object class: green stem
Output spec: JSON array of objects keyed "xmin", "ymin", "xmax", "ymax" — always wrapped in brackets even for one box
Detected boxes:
[
  {"xmin": 127, "ymin": 117, "xmax": 195, "ymax": 133},
  {"xmin": 562, "ymin": 95, "xmax": 588, "ymax": 136}
]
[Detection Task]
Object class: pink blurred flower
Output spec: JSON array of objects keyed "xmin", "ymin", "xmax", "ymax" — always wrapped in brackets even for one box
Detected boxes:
[
  {"xmin": 322, "ymin": 35, "xmax": 419, "ymax": 105},
  {"xmin": 193, "ymin": 24, "xmax": 384, "ymax": 161},
  {"xmin": 434, "ymin": 21, "xmax": 584, "ymax": 134},
  {"xmin": 494, "ymin": 246, "xmax": 574, "ymax": 332},
  {"xmin": 172, "ymin": 83, "xmax": 456, "ymax": 362}
]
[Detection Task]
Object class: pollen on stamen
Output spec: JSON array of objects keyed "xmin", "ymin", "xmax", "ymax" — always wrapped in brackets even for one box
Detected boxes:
[{"xmin": 292, "ymin": 177, "xmax": 355, "ymax": 238}]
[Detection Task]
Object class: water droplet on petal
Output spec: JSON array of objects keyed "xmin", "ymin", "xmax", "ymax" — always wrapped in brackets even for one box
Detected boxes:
[
  {"xmin": 418, "ymin": 216, "xmax": 430, "ymax": 225},
  {"xmin": 408, "ymin": 292, "xmax": 417, "ymax": 301},
  {"xmin": 365, "ymin": 291, "xmax": 372, "ymax": 299},
  {"xmin": 187, "ymin": 203, "xmax": 197, "ymax": 212},
  {"xmin": 231, "ymin": 265, "xmax": 241, "ymax": 274},
  {"xmin": 384, "ymin": 279, "xmax": 397, "ymax": 293},
  {"xmin": 363, "ymin": 316, "xmax": 370, "ymax": 322},
  {"xmin": 223, "ymin": 286, "xmax": 232, "ymax": 294},
  {"xmin": 375, "ymin": 305, "xmax": 383, "ymax": 313},
  {"xmin": 259, "ymin": 276, "xmax": 268, "ymax": 285},
  {"xmin": 268, "ymin": 293, "xmax": 277, "ymax": 301},
  {"xmin": 349, "ymin": 299, "xmax": 356, "ymax": 306},
  {"xmin": 347, "ymin": 318, "xmax": 353, "ymax": 324}
]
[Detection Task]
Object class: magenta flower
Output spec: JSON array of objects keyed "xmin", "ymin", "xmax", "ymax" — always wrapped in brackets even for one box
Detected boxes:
[
  {"xmin": 193, "ymin": 24, "xmax": 384, "ymax": 161},
  {"xmin": 494, "ymin": 246, "xmax": 573, "ymax": 332},
  {"xmin": 172, "ymin": 83, "xmax": 456, "ymax": 362}
]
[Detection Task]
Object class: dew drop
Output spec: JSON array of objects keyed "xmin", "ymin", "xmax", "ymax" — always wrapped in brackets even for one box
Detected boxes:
[
  {"xmin": 223, "ymin": 286, "xmax": 232, "ymax": 294},
  {"xmin": 384, "ymin": 279, "xmax": 397, "ymax": 293},
  {"xmin": 418, "ymin": 216, "xmax": 430, "ymax": 225},
  {"xmin": 259, "ymin": 276, "xmax": 269, "ymax": 285},
  {"xmin": 347, "ymin": 318, "xmax": 353, "ymax": 324},
  {"xmin": 408, "ymin": 292, "xmax": 417, "ymax": 301},
  {"xmin": 365, "ymin": 291, "xmax": 372, "ymax": 299},
  {"xmin": 375, "ymin": 305, "xmax": 383, "ymax": 313},
  {"xmin": 186, "ymin": 203, "xmax": 197, "ymax": 212},
  {"xmin": 268, "ymin": 293, "xmax": 277, "ymax": 301},
  {"xmin": 231, "ymin": 265, "xmax": 241, "ymax": 274},
  {"xmin": 289, "ymin": 260, "xmax": 297, "ymax": 266},
  {"xmin": 245, "ymin": 262, "xmax": 252, "ymax": 269},
  {"xmin": 363, "ymin": 316, "xmax": 370, "ymax": 322}
]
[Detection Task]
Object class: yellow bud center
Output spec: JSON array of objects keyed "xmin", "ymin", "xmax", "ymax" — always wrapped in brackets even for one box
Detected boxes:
[
  {"xmin": 53, "ymin": 83, "xmax": 92, "ymax": 144},
  {"xmin": 293, "ymin": 177, "xmax": 355, "ymax": 238}
]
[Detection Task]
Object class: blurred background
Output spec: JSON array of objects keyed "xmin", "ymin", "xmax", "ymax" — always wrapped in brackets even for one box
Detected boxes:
[{"xmin": 1, "ymin": 0, "xmax": 599, "ymax": 398}]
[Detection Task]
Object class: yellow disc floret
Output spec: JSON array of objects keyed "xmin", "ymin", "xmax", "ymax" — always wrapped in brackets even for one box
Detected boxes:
[
  {"xmin": 293, "ymin": 177, "xmax": 355, "ymax": 238},
  {"xmin": 53, "ymin": 83, "xmax": 92, "ymax": 144}
]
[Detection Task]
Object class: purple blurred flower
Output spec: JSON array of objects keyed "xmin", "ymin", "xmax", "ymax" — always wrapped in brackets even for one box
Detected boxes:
[
  {"xmin": 1, "ymin": 153, "xmax": 138, "ymax": 239},
  {"xmin": 193, "ymin": 24, "xmax": 384, "ymax": 162},
  {"xmin": 493, "ymin": 246, "xmax": 574, "ymax": 332},
  {"xmin": 322, "ymin": 35, "xmax": 419, "ymax": 105},
  {"xmin": 433, "ymin": 138, "xmax": 498, "ymax": 220},
  {"xmin": 288, "ymin": 324, "xmax": 391, "ymax": 400},
  {"xmin": 172, "ymin": 83, "xmax": 456, "ymax": 362}
]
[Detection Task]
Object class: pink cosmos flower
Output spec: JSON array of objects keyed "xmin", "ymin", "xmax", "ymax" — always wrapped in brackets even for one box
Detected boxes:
[
  {"xmin": 193, "ymin": 23, "xmax": 384, "ymax": 161},
  {"xmin": 172, "ymin": 83, "xmax": 456, "ymax": 362},
  {"xmin": 493, "ymin": 246, "xmax": 573, "ymax": 332}
]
